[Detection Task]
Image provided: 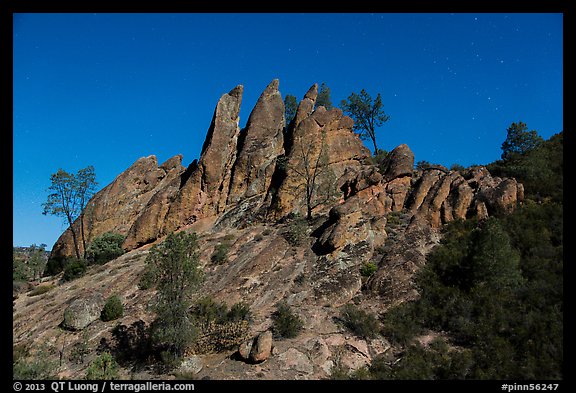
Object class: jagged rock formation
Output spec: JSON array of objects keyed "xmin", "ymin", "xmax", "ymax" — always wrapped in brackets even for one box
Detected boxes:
[
  {"xmin": 49, "ymin": 79, "xmax": 524, "ymax": 275},
  {"xmin": 51, "ymin": 155, "xmax": 185, "ymax": 258}
]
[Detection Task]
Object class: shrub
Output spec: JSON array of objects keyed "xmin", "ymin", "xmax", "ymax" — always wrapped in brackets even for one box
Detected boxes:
[
  {"xmin": 282, "ymin": 216, "xmax": 308, "ymax": 246},
  {"xmin": 28, "ymin": 284, "xmax": 55, "ymax": 297},
  {"xmin": 227, "ymin": 302, "xmax": 252, "ymax": 323},
  {"xmin": 101, "ymin": 295, "xmax": 124, "ymax": 322},
  {"xmin": 211, "ymin": 243, "xmax": 230, "ymax": 264},
  {"xmin": 272, "ymin": 301, "xmax": 303, "ymax": 339},
  {"xmin": 86, "ymin": 232, "xmax": 125, "ymax": 265},
  {"xmin": 12, "ymin": 344, "xmax": 58, "ymax": 380},
  {"xmin": 191, "ymin": 296, "xmax": 229, "ymax": 325},
  {"xmin": 191, "ymin": 297, "xmax": 252, "ymax": 325},
  {"xmin": 85, "ymin": 351, "xmax": 119, "ymax": 380},
  {"xmin": 44, "ymin": 255, "xmax": 70, "ymax": 276},
  {"xmin": 146, "ymin": 232, "xmax": 203, "ymax": 365},
  {"xmin": 340, "ymin": 304, "xmax": 380, "ymax": 339},
  {"xmin": 63, "ymin": 258, "xmax": 87, "ymax": 281},
  {"xmin": 138, "ymin": 263, "xmax": 158, "ymax": 290},
  {"xmin": 360, "ymin": 262, "xmax": 377, "ymax": 277}
]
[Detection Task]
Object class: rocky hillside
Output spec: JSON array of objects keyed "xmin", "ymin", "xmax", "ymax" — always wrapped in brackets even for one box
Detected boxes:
[{"xmin": 14, "ymin": 80, "xmax": 525, "ymax": 380}]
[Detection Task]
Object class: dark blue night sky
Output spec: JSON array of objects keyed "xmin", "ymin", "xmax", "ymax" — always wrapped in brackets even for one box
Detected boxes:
[{"xmin": 13, "ymin": 13, "xmax": 563, "ymax": 247}]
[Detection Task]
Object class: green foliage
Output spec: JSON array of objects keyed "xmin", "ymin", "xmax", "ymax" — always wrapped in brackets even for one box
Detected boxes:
[
  {"xmin": 12, "ymin": 344, "xmax": 58, "ymax": 380},
  {"xmin": 282, "ymin": 216, "xmax": 308, "ymax": 246},
  {"xmin": 191, "ymin": 296, "xmax": 229, "ymax": 326},
  {"xmin": 415, "ymin": 160, "xmax": 445, "ymax": 171},
  {"xmin": 146, "ymin": 232, "xmax": 203, "ymax": 365},
  {"xmin": 85, "ymin": 351, "xmax": 119, "ymax": 380},
  {"xmin": 138, "ymin": 262, "xmax": 159, "ymax": 290},
  {"xmin": 450, "ymin": 163, "xmax": 465, "ymax": 172},
  {"xmin": 272, "ymin": 301, "xmax": 304, "ymax": 339},
  {"xmin": 63, "ymin": 258, "xmax": 87, "ymax": 281},
  {"xmin": 69, "ymin": 331, "xmax": 91, "ymax": 365},
  {"xmin": 86, "ymin": 232, "xmax": 125, "ymax": 265},
  {"xmin": 109, "ymin": 320, "xmax": 151, "ymax": 364},
  {"xmin": 190, "ymin": 296, "xmax": 252, "ymax": 326},
  {"xmin": 360, "ymin": 262, "xmax": 377, "ymax": 277},
  {"xmin": 488, "ymin": 131, "xmax": 562, "ymax": 202},
  {"xmin": 211, "ymin": 243, "xmax": 230, "ymax": 264},
  {"xmin": 500, "ymin": 121, "xmax": 544, "ymax": 160},
  {"xmin": 340, "ymin": 89, "xmax": 389, "ymax": 154},
  {"xmin": 101, "ymin": 295, "xmax": 124, "ymax": 322},
  {"xmin": 315, "ymin": 82, "xmax": 333, "ymax": 110},
  {"xmin": 42, "ymin": 166, "xmax": 97, "ymax": 259},
  {"xmin": 284, "ymin": 94, "xmax": 298, "ymax": 125},
  {"xmin": 381, "ymin": 301, "xmax": 425, "ymax": 346},
  {"xmin": 13, "ymin": 244, "xmax": 48, "ymax": 281},
  {"xmin": 13, "ymin": 258, "xmax": 30, "ymax": 282},
  {"xmin": 44, "ymin": 255, "xmax": 68, "ymax": 276},
  {"xmin": 28, "ymin": 284, "xmax": 55, "ymax": 297},
  {"xmin": 380, "ymin": 193, "xmax": 563, "ymax": 379},
  {"xmin": 368, "ymin": 339, "xmax": 474, "ymax": 380},
  {"xmin": 227, "ymin": 302, "xmax": 253, "ymax": 323},
  {"xmin": 371, "ymin": 149, "xmax": 389, "ymax": 172},
  {"xmin": 340, "ymin": 304, "xmax": 380, "ymax": 339}
]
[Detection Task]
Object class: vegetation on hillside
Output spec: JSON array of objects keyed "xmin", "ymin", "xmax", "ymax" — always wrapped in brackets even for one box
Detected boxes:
[{"xmin": 373, "ymin": 128, "xmax": 563, "ymax": 379}]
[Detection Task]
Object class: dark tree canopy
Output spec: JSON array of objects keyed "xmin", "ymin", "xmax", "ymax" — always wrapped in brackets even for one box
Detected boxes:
[
  {"xmin": 340, "ymin": 89, "xmax": 389, "ymax": 154},
  {"xmin": 42, "ymin": 166, "xmax": 97, "ymax": 259},
  {"xmin": 145, "ymin": 232, "xmax": 203, "ymax": 364},
  {"xmin": 284, "ymin": 94, "xmax": 298, "ymax": 126},
  {"xmin": 315, "ymin": 82, "xmax": 333, "ymax": 110},
  {"xmin": 501, "ymin": 121, "xmax": 544, "ymax": 160}
]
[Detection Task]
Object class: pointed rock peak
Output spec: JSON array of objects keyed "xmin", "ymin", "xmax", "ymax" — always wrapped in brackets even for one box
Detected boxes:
[
  {"xmin": 304, "ymin": 83, "xmax": 319, "ymax": 100},
  {"xmin": 228, "ymin": 84, "xmax": 244, "ymax": 99},
  {"xmin": 159, "ymin": 154, "xmax": 183, "ymax": 171},
  {"xmin": 131, "ymin": 155, "xmax": 158, "ymax": 168},
  {"xmin": 263, "ymin": 79, "xmax": 280, "ymax": 95}
]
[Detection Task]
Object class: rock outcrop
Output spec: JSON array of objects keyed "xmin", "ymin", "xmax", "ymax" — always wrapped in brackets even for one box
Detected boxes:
[
  {"xmin": 226, "ymin": 79, "xmax": 285, "ymax": 207},
  {"xmin": 49, "ymin": 79, "xmax": 523, "ymax": 267},
  {"xmin": 51, "ymin": 155, "xmax": 185, "ymax": 258}
]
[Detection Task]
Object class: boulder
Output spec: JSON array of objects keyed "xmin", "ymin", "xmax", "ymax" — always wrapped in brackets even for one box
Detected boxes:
[
  {"xmin": 249, "ymin": 330, "xmax": 273, "ymax": 363},
  {"xmin": 61, "ymin": 293, "xmax": 104, "ymax": 331},
  {"xmin": 381, "ymin": 144, "xmax": 414, "ymax": 182}
]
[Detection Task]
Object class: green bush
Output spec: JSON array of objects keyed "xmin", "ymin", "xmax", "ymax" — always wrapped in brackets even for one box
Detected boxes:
[
  {"xmin": 191, "ymin": 296, "xmax": 229, "ymax": 325},
  {"xmin": 282, "ymin": 216, "xmax": 308, "ymax": 246},
  {"xmin": 86, "ymin": 232, "xmax": 125, "ymax": 265},
  {"xmin": 227, "ymin": 302, "xmax": 252, "ymax": 323},
  {"xmin": 360, "ymin": 262, "xmax": 377, "ymax": 277},
  {"xmin": 63, "ymin": 258, "xmax": 87, "ymax": 281},
  {"xmin": 138, "ymin": 263, "xmax": 158, "ymax": 290},
  {"xmin": 101, "ymin": 295, "xmax": 124, "ymax": 322},
  {"xmin": 13, "ymin": 346, "xmax": 58, "ymax": 380},
  {"xmin": 44, "ymin": 255, "xmax": 70, "ymax": 276},
  {"xmin": 272, "ymin": 301, "xmax": 303, "ymax": 339},
  {"xmin": 191, "ymin": 297, "xmax": 252, "ymax": 325},
  {"xmin": 211, "ymin": 243, "xmax": 230, "ymax": 264},
  {"xmin": 85, "ymin": 351, "xmax": 119, "ymax": 380},
  {"xmin": 340, "ymin": 304, "xmax": 380, "ymax": 339}
]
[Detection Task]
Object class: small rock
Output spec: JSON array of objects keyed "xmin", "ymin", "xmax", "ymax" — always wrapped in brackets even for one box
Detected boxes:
[
  {"xmin": 238, "ymin": 338, "xmax": 254, "ymax": 360},
  {"xmin": 178, "ymin": 355, "xmax": 203, "ymax": 375},
  {"xmin": 249, "ymin": 330, "xmax": 273, "ymax": 363}
]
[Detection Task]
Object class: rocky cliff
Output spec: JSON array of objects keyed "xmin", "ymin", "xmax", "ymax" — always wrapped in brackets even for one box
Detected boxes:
[
  {"xmin": 50, "ymin": 79, "xmax": 522, "ymax": 262},
  {"xmin": 26, "ymin": 80, "xmax": 525, "ymax": 380}
]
